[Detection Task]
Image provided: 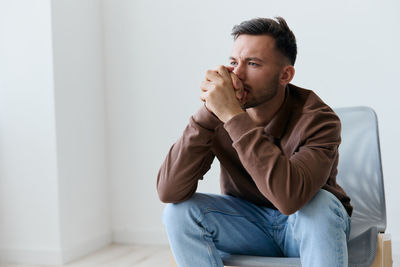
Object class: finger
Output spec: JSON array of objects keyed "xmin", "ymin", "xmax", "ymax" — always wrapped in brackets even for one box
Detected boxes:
[
  {"xmin": 205, "ymin": 69, "xmax": 220, "ymax": 82},
  {"xmin": 200, "ymin": 81, "xmax": 215, "ymax": 92},
  {"xmin": 200, "ymin": 91, "xmax": 208, "ymax": 102},
  {"xmin": 225, "ymin": 65, "xmax": 234, "ymax": 72},
  {"xmin": 236, "ymin": 90, "xmax": 243, "ymax": 100},
  {"xmin": 240, "ymin": 90, "xmax": 248, "ymax": 106},
  {"xmin": 230, "ymin": 72, "xmax": 244, "ymax": 100},
  {"xmin": 230, "ymin": 72, "xmax": 243, "ymax": 91},
  {"xmin": 200, "ymin": 95, "xmax": 205, "ymax": 102},
  {"xmin": 214, "ymin": 65, "xmax": 230, "ymax": 79}
]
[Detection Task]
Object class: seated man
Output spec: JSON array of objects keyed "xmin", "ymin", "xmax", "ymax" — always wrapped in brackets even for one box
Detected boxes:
[{"xmin": 157, "ymin": 17, "xmax": 352, "ymax": 267}]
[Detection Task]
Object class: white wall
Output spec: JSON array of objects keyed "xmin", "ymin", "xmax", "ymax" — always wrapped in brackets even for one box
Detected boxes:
[
  {"xmin": 51, "ymin": 0, "xmax": 111, "ymax": 262},
  {"xmin": 0, "ymin": 0, "xmax": 62, "ymax": 263},
  {"xmin": 0, "ymin": 0, "xmax": 110, "ymax": 264},
  {"xmin": 1, "ymin": 0, "xmax": 399, "ymax": 264},
  {"xmin": 103, "ymin": 0, "xmax": 400, "ymax": 259}
]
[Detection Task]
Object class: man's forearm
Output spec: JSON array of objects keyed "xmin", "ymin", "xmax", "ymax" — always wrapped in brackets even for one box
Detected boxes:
[
  {"xmin": 223, "ymin": 111, "xmax": 340, "ymax": 215},
  {"xmin": 156, "ymin": 105, "xmax": 221, "ymax": 203}
]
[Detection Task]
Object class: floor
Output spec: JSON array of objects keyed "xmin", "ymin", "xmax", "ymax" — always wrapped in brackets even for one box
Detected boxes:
[
  {"xmin": 1, "ymin": 245, "xmax": 398, "ymax": 267},
  {"xmin": 0, "ymin": 244, "xmax": 171, "ymax": 267}
]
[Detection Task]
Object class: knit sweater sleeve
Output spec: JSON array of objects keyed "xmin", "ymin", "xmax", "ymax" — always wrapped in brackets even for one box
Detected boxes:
[
  {"xmin": 223, "ymin": 110, "xmax": 341, "ymax": 215},
  {"xmin": 157, "ymin": 105, "xmax": 222, "ymax": 203}
]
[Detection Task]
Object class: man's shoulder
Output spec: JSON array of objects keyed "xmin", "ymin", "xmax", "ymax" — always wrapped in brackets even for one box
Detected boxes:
[
  {"xmin": 288, "ymin": 84, "xmax": 338, "ymax": 118},
  {"xmin": 287, "ymin": 84, "xmax": 341, "ymax": 142}
]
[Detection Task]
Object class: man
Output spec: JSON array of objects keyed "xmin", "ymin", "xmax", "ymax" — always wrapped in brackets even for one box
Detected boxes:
[{"xmin": 157, "ymin": 17, "xmax": 352, "ymax": 267}]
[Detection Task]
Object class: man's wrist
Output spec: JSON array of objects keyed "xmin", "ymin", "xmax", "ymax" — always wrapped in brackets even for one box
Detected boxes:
[
  {"xmin": 222, "ymin": 109, "xmax": 246, "ymax": 123},
  {"xmin": 192, "ymin": 104, "xmax": 223, "ymax": 130},
  {"xmin": 224, "ymin": 112, "xmax": 256, "ymax": 142}
]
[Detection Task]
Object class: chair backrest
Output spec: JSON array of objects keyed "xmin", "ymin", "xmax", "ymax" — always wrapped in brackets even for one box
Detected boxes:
[{"xmin": 334, "ymin": 106, "xmax": 386, "ymax": 240}]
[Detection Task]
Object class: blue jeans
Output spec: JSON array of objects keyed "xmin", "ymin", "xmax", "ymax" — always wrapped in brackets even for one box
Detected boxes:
[{"xmin": 163, "ymin": 189, "xmax": 351, "ymax": 267}]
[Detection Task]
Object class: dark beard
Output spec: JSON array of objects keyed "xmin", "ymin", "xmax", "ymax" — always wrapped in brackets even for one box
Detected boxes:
[{"xmin": 243, "ymin": 76, "xmax": 280, "ymax": 109}]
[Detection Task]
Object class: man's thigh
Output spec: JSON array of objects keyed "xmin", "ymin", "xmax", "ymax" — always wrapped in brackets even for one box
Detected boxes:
[
  {"xmin": 282, "ymin": 189, "xmax": 351, "ymax": 260},
  {"xmin": 178, "ymin": 193, "xmax": 284, "ymax": 257}
]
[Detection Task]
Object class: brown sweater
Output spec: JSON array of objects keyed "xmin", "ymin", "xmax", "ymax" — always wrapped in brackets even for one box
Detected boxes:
[{"xmin": 157, "ymin": 84, "xmax": 352, "ymax": 216}]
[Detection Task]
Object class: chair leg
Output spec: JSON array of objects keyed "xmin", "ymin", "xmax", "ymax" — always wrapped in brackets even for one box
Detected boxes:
[{"xmin": 370, "ymin": 233, "xmax": 393, "ymax": 267}]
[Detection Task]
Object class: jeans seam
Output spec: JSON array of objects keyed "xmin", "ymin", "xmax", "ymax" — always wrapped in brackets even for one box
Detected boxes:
[
  {"xmin": 198, "ymin": 209, "xmax": 281, "ymax": 260},
  {"xmin": 200, "ymin": 226, "xmax": 219, "ymax": 267},
  {"xmin": 330, "ymin": 195, "xmax": 348, "ymax": 267},
  {"xmin": 195, "ymin": 209, "xmax": 255, "ymax": 267}
]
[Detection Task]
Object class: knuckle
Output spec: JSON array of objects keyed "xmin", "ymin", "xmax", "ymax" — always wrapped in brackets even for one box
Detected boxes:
[
  {"xmin": 206, "ymin": 69, "xmax": 213, "ymax": 76},
  {"xmin": 214, "ymin": 65, "xmax": 223, "ymax": 72}
]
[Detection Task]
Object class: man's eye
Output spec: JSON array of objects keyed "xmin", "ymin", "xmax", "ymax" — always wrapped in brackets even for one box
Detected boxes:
[
  {"xmin": 249, "ymin": 62, "xmax": 259, "ymax": 66},
  {"xmin": 230, "ymin": 61, "xmax": 237, "ymax": 66}
]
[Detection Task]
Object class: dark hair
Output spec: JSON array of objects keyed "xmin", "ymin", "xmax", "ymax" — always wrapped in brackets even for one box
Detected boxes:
[{"xmin": 231, "ymin": 17, "xmax": 297, "ymax": 65}]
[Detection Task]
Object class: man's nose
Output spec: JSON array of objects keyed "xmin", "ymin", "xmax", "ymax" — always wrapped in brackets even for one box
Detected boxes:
[{"xmin": 232, "ymin": 63, "xmax": 246, "ymax": 81}]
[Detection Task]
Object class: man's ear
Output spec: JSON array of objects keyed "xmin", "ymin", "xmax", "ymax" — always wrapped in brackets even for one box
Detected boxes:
[{"xmin": 279, "ymin": 65, "xmax": 295, "ymax": 86}]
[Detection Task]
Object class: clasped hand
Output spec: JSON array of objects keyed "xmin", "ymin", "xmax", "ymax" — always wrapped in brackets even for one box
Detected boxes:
[{"xmin": 200, "ymin": 65, "xmax": 247, "ymax": 123}]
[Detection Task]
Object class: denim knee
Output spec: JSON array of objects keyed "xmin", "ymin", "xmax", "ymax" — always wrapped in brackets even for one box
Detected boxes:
[
  {"xmin": 291, "ymin": 189, "xmax": 350, "ymax": 236},
  {"xmin": 301, "ymin": 190, "xmax": 347, "ymax": 217},
  {"xmin": 162, "ymin": 193, "xmax": 206, "ymax": 228}
]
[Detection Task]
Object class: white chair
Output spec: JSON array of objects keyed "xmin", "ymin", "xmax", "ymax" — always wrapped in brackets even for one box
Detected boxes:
[{"xmin": 171, "ymin": 106, "xmax": 393, "ymax": 267}]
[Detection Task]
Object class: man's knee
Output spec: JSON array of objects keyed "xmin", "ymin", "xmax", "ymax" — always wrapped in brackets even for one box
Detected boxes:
[
  {"xmin": 293, "ymin": 189, "xmax": 349, "ymax": 229},
  {"xmin": 301, "ymin": 189, "xmax": 338, "ymax": 213},
  {"xmin": 162, "ymin": 193, "xmax": 209, "ymax": 228}
]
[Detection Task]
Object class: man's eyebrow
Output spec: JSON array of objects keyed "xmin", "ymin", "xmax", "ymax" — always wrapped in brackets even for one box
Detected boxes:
[
  {"xmin": 229, "ymin": 56, "xmax": 264, "ymax": 63},
  {"xmin": 247, "ymin": 57, "xmax": 264, "ymax": 62}
]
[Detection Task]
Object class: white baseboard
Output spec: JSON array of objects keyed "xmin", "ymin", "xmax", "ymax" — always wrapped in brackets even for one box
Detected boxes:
[
  {"xmin": 0, "ymin": 232, "xmax": 112, "ymax": 265},
  {"xmin": 112, "ymin": 227, "xmax": 169, "ymax": 245},
  {"xmin": 0, "ymin": 246, "xmax": 63, "ymax": 265}
]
